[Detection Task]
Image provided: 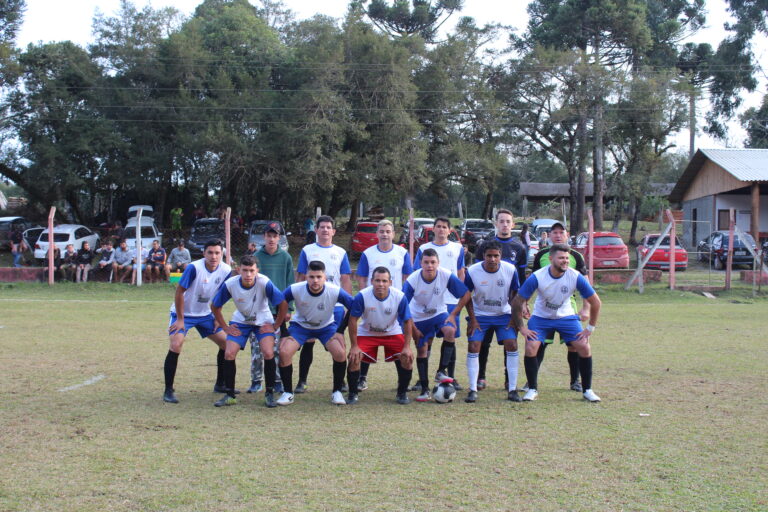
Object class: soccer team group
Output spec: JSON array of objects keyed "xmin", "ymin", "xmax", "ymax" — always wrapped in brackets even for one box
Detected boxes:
[{"xmin": 162, "ymin": 210, "xmax": 603, "ymax": 408}]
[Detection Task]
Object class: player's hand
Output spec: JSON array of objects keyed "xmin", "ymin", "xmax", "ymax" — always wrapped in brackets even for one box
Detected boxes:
[
  {"xmin": 261, "ymin": 324, "xmax": 275, "ymax": 334},
  {"xmin": 284, "ymin": 312, "xmax": 292, "ymax": 323},
  {"xmin": 168, "ymin": 319, "xmax": 185, "ymax": 335},
  {"xmin": 445, "ymin": 315, "xmax": 457, "ymax": 329},
  {"xmin": 576, "ymin": 329, "xmax": 591, "ymax": 343},
  {"xmin": 412, "ymin": 326, "xmax": 424, "ymax": 342},
  {"xmin": 578, "ymin": 308, "xmax": 589, "ymax": 322},
  {"xmin": 224, "ymin": 324, "xmax": 241, "ymax": 337},
  {"xmin": 348, "ymin": 345, "xmax": 363, "ymax": 366},
  {"xmin": 467, "ymin": 318, "xmax": 480, "ymax": 337},
  {"xmin": 400, "ymin": 346, "xmax": 414, "ymax": 366},
  {"xmin": 520, "ymin": 327, "xmax": 538, "ymax": 343}
]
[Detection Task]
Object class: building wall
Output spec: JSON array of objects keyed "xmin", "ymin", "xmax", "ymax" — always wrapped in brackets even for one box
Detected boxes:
[
  {"xmin": 682, "ymin": 160, "xmax": 745, "ymax": 201},
  {"xmin": 716, "ymin": 193, "xmax": 768, "ymax": 234},
  {"xmin": 682, "ymin": 193, "xmax": 768, "ymax": 247}
]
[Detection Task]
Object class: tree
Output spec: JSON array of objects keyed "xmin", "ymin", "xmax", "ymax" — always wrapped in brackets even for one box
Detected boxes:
[{"xmin": 359, "ymin": 0, "xmax": 463, "ymax": 42}]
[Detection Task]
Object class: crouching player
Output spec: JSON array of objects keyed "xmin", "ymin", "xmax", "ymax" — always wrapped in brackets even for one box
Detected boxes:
[
  {"xmin": 512, "ymin": 244, "xmax": 602, "ymax": 402},
  {"xmin": 347, "ymin": 267, "xmax": 414, "ymax": 405},
  {"xmin": 210, "ymin": 255, "xmax": 288, "ymax": 408},
  {"xmin": 403, "ymin": 248, "xmax": 472, "ymax": 401},
  {"xmin": 277, "ymin": 260, "xmax": 354, "ymax": 406}
]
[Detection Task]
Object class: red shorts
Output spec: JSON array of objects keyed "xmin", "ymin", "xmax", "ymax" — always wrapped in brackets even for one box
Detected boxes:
[{"xmin": 358, "ymin": 334, "xmax": 405, "ymax": 363}]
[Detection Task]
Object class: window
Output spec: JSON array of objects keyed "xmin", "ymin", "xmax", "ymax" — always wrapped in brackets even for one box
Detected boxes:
[{"xmin": 75, "ymin": 228, "xmax": 91, "ymax": 239}]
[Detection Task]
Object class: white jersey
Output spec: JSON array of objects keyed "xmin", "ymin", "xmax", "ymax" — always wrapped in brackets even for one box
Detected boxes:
[
  {"xmin": 357, "ymin": 244, "xmax": 412, "ymax": 289},
  {"xmin": 414, "ymin": 240, "xmax": 465, "ymax": 304},
  {"xmin": 464, "ymin": 261, "xmax": 519, "ymax": 317},
  {"xmin": 403, "ymin": 268, "xmax": 468, "ymax": 322},
  {"xmin": 519, "ymin": 266, "xmax": 595, "ymax": 320},
  {"xmin": 171, "ymin": 259, "xmax": 232, "ymax": 317},
  {"xmin": 284, "ymin": 282, "xmax": 343, "ymax": 329},
  {"xmin": 297, "ymin": 243, "xmax": 350, "ymax": 287},
  {"xmin": 212, "ymin": 275, "xmax": 283, "ymax": 326},
  {"xmin": 351, "ymin": 286, "xmax": 411, "ymax": 337}
]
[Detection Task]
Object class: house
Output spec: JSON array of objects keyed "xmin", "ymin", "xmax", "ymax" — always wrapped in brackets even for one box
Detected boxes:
[{"xmin": 669, "ymin": 148, "xmax": 768, "ymax": 248}]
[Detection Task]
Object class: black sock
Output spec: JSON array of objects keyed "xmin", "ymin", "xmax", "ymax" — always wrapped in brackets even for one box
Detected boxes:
[
  {"xmin": 394, "ymin": 360, "xmax": 412, "ymax": 395},
  {"xmin": 579, "ymin": 356, "xmax": 593, "ymax": 390},
  {"xmin": 164, "ymin": 350, "xmax": 179, "ymax": 390},
  {"xmin": 416, "ymin": 356, "xmax": 429, "ymax": 391},
  {"xmin": 448, "ymin": 342, "xmax": 457, "ymax": 377},
  {"xmin": 216, "ymin": 349, "xmax": 225, "ymax": 387},
  {"xmin": 279, "ymin": 364, "xmax": 293, "ymax": 394},
  {"xmin": 536, "ymin": 342, "xmax": 547, "ymax": 366},
  {"xmin": 347, "ymin": 369, "xmax": 360, "ymax": 394},
  {"xmin": 360, "ymin": 361, "xmax": 370, "ymax": 378},
  {"xmin": 222, "ymin": 359, "xmax": 236, "ymax": 397},
  {"xmin": 439, "ymin": 341, "xmax": 455, "ymax": 374},
  {"xmin": 524, "ymin": 355, "xmax": 539, "ymax": 390},
  {"xmin": 264, "ymin": 357, "xmax": 277, "ymax": 392},
  {"xmin": 478, "ymin": 333, "xmax": 492, "ymax": 379},
  {"xmin": 568, "ymin": 351, "xmax": 580, "ymax": 383},
  {"xmin": 298, "ymin": 342, "xmax": 314, "ymax": 383},
  {"xmin": 332, "ymin": 360, "xmax": 347, "ymax": 392}
]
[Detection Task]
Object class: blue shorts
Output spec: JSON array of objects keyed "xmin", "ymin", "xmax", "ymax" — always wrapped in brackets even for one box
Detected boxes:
[
  {"xmin": 446, "ymin": 303, "xmax": 461, "ymax": 338},
  {"xmin": 168, "ymin": 312, "xmax": 222, "ymax": 338},
  {"xmin": 467, "ymin": 314, "xmax": 517, "ymax": 343},
  {"xmin": 226, "ymin": 322, "xmax": 276, "ymax": 348},
  {"xmin": 288, "ymin": 322, "xmax": 338, "ymax": 346},
  {"xmin": 527, "ymin": 315, "xmax": 583, "ymax": 344},
  {"xmin": 134, "ymin": 263, "xmax": 147, "ymax": 271},
  {"xmin": 415, "ymin": 313, "xmax": 458, "ymax": 348}
]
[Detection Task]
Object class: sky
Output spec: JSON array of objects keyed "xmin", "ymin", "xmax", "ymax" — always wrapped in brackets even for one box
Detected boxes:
[{"xmin": 15, "ymin": 0, "xmax": 767, "ymax": 151}]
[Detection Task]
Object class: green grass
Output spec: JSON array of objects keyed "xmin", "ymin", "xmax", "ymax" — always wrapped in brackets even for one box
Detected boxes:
[{"xmin": 1, "ymin": 282, "xmax": 767, "ymax": 511}]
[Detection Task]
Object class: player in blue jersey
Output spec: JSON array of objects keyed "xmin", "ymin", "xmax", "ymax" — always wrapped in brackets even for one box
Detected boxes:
[
  {"xmin": 512, "ymin": 244, "xmax": 603, "ymax": 402},
  {"xmin": 210, "ymin": 255, "xmax": 288, "ymax": 408}
]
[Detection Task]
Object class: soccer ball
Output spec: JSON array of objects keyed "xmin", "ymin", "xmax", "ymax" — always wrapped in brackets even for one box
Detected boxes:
[{"xmin": 432, "ymin": 382, "xmax": 457, "ymax": 403}]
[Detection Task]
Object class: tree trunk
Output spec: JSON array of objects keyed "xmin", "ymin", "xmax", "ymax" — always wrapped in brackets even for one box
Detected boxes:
[
  {"xmin": 482, "ymin": 188, "xmax": 493, "ymax": 219},
  {"xmin": 689, "ymin": 91, "xmax": 696, "ymax": 159},
  {"xmin": 629, "ymin": 196, "xmax": 642, "ymax": 245},
  {"xmin": 593, "ymin": 102, "xmax": 605, "ymax": 230},
  {"xmin": 346, "ymin": 197, "xmax": 360, "ymax": 232},
  {"xmin": 574, "ymin": 111, "xmax": 588, "ymax": 234}
]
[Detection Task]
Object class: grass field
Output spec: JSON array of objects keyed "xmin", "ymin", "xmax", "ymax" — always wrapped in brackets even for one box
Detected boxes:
[{"xmin": 1, "ymin": 281, "xmax": 767, "ymax": 511}]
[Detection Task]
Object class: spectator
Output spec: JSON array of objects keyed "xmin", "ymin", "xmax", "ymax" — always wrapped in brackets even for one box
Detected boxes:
[
  {"xmin": 9, "ymin": 226, "xmax": 27, "ymax": 268},
  {"xmin": 148, "ymin": 239, "xmax": 167, "ymax": 283},
  {"xmin": 75, "ymin": 241, "xmax": 95, "ymax": 282},
  {"xmin": 539, "ymin": 230, "xmax": 549, "ymax": 247},
  {"xmin": 130, "ymin": 243, "xmax": 150, "ymax": 285},
  {"xmin": 245, "ymin": 242, "xmax": 258, "ymax": 257},
  {"xmin": 112, "ymin": 240, "xmax": 132, "ymax": 283},
  {"xmin": 96, "ymin": 240, "xmax": 115, "ymax": 281},
  {"xmin": 170, "ymin": 206, "xmax": 183, "ymax": 233},
  {"xmin": 61, "ymin": 244, "xmax": 78, "ymax": 281},
  {"xmin": 193, "ymin": 205, "xmax": 206, "ymax": 220},
  {"xmin": 166, "ymin": 239, "xmax": 191, "ymax": 275},
  {"xmin": 43, "ymin": 246, "xmax": 62, "ymax": 279},
  {"xmin": 111, "ymin": 221, "xmax": 124, "ymax": 245}
]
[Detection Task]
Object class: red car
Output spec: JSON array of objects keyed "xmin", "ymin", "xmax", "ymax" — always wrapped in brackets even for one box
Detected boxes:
[
  {"xmin": 349, "ymin": 221, "xmax": 379, "ymax": 257},
  {"xmin": 573, "ymin": 231, "xmax": 629, "ymax": 269},
  {"xmin": 637, "ymin": 234, "xmax": 688, "ymax": 271}
]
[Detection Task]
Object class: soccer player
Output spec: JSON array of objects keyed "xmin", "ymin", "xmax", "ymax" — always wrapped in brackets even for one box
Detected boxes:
[
  {"xmin": 247, "ymin": 222, "xmax": 294, "ymax": 394},
  {"xmin": 354, "ymin": 219, "xmax": 412, "ymax": 391},
  {"xmin": 512, "ymin": 244, "xmax": 602, "ymax": 402},
  {"xmin": 162, "ymin": 239, "xmax": 233, "ymax": 404},
  {"xmin": 474, "ymin": 209, "xmax": 527, "ymax": 390},
  {"xmin": 210, "ymin": 255, "xmax": 288, "ymax": 408},
  {"xmin": 347, "ymin": 267, "xmax": 414, "ymax": 405},
  {"xmin": 463, "ymin": 240, "xmax": 521, "ymax": 403},
  {"xmin": 413, "ymin": 216, "xmax": 466, "ymax": 388},
  {"xmin": 277, "ymin": 260, "xmax": 354, "ymax": 406},
  {"xmin": 528, "ymin": 222, "xmax": 589, "ymax": 391},
  {"xmin": 403, "ymin": 248, "xmax": 471, "ymax": 401},
  {"xmin": 294, "ymin": 215, "xmax": 353, "ymax": 393}
]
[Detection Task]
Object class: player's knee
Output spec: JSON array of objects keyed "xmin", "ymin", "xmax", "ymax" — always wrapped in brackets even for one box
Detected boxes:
[
  {"xmin": 504, "ymin": 339, "xmax": 518, "ymax": 352},
  {"xmin": 169, "ymin": 338, "xmax": 184, "ymax": 353},
  {"xmin": 442, "ymin": 326, "xmax": 456, "ymax": 339},
  {"xmin": 525, "ymin": 340, "xmax": 540, "ymax": 357},
  {"xmin": 468, "ymin": 341, "xmax": 481, "ymax": 353}
]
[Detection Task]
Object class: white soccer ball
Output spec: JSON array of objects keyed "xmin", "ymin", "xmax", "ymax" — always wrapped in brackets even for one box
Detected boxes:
[{"xmin": 432, "ymin": 382, "xmax": 456, "ymax": 403}]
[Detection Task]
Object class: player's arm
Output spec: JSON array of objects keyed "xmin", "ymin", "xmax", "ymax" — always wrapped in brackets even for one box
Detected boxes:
[
  {"xmin": 506, "ymin": 271, "xmax": 520, "ymax": 328},
  {"xmin": 397, "ymin": 297, "xmax": 414, "ymax": 364},
  {"xmin": 445, "ymin": 275, "xmax": 469, "ymax": 328},
  {"xmin": 296, "ymin": 250, "xmax": 308, "ymax": 282},
  {"xmin": 340, "ymin": 273, "xmax": 353, "ymax": 294},
  {"xmin": 266, "ymin": 282, "xmax": 287, "ymax": 331},
  {"xmin": 211, "ymin": 283, "xmax": 240, "ymax": 336},
  {"xmin": 348, "ymin": 315, "xmax": 361, "ymax": 365},
  {"xmin": 575, "ymin": 276, "xmax": 601, "ymax": 341},
  {"xmin": 356, "ymin": 274, "xmax": 367, "ymax": 289},
  {"xmin": 355, "ymin": 253, "xmax": 369, "ymax": 289},
  {"xmin": 169, "ymin": 266, "xmax": 195, "ymax": 333},
  {"xmin": 463, "ymin": 272, "xmax": 480, "ymax": 336},
  {"xmin": 513, "ymin": 275, "xmax": 538, "ymax": 342}
]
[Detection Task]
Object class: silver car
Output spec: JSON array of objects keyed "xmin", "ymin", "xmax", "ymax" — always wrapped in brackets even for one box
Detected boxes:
[{"xmin": 247, "ymin": 220, "xmax": 290, "ymax": 252}]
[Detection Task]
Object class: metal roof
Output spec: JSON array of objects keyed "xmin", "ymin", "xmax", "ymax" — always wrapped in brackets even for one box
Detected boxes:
[{"xmin": 520, "ymin": 182, "xmax": 673, "ymax": 198}]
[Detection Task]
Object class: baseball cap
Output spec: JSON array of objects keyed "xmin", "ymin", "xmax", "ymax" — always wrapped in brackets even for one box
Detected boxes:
[
  {"xmin": 550, "ymin": 222, "xmax": 566, "ymax": 231},
  {"xmin": 266, "ymin": 222, "xmax": 283, "ymax": 235}
]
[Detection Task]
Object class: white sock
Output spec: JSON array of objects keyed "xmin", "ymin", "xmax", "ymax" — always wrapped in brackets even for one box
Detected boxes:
[
  {"xmin": 505, "ymin": 351, "xmax": 519, "ymax": 392},
  {"xmin": 467, "ymin": 352, "xmax": 479, "ymax": 391}
]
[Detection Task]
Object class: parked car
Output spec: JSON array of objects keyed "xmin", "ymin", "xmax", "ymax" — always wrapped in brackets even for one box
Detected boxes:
[
  {"xmin": 637, "ymin": 234, "xmax": 688, "ymax": 271},
  {"xmin": 127, "ymin": 205, "xmax": 155, "ymax": 220},
  {"xmin": 696, "ymin": 230, "xmax": 757, "ymax": 270},
  {"xmin": 531, "ymin": 218, "xmax": 563, "ymax": 238},
  {"xmin": 188, "ymin": 218, "xmax": 226, "ymax": 257},
  {"xmin": 23, "ymin": 226, "xmax": 45, "ymax": 250},
  {"xmin": 573, "ymin": 231, "xmax": 629, "ymax": 269},
  {"xmin": 123, "ymin": 217, "xmax": 163, "ymax": 249},
  {"xmin": 349, "ymin": 221, "xmax": 379, "ymax": 257},
  {"xmin": 33, "ymin": 224, "xmax": 100, "ymax": 264},
  {"xmin": 0, "ymin": 216, "xmax": 35, "ymax": 247},
  {"xmin": 247, "ymin": 220, "xmax": 290, "ymax": 253},
  {"xmin": 459, "ymin": 218, "xmax": 495, "ymax": 251},
  {"xmin": 399, "ymin": 218, "xmax": 434, "ymax": 245},
  {"xmin": 512, "ymin": 229, "xmax": 540, "ymax": 267},
  {"xmin": 763, "ymin": 240, "xmax": 768, "ymax": 265}
]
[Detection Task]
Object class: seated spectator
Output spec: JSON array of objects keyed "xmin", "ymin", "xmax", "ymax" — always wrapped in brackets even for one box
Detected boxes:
[
  {"xmin": 112, "ymin": 240, "xmax": 132, "ymax": 283},
  {"xmin": 75, "ymin": 241, "xmax": 95, "ymax": 282},
  {"xmin": 96, "ymin": 240, "xmax": 115, "ymax": 281},
  {"xmin": 130, "ymin": 243, "xmax": 149, "ymax": 285},
  {"xmin": 43, "ymin": 246, "xmax": 62, "ymax": 279},
  {"xmin": 61, "ymin": 244, "xmax": 77, "ymax": 281},
  {"xmin": 165, "ymin": 239, "xmax": 191, "ymax": 275},
  {"xmin": 148, "ymin": 239, "xmax": 167, "ymax": 283}
]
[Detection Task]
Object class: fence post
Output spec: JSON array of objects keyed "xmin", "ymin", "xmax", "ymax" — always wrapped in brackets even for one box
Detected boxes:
[
  {"xmin": 587, "ymin": 209, "xmax": 594, "ymax": 285},
  {"xmin": 47, "ymin": 207, "xmax": 56, "ymax": 286},
  {"xmin": 667, "ymin": 209, "xmax": 676, "ymax": 290},
  {"xmin": 225, "ymin": 207, "xmax": 232, "ymax": 267},
  {"xmin": 136, "ymin": 208, "xmax": 143, "ymax": 287},
  {"xmin": 726, "ymin": 209, "xmax": 734, "ymax": 290}
]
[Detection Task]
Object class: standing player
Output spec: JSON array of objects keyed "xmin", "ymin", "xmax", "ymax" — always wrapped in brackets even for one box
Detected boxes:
[
  {"xmin": 354, "ymin": 219, "xmax": 412, "ymax": 391},
  {"xmin": 528, "ymin": 222, "xmax": 589, "ymax": 391},
  {"xmin": 210, "ymin": 255, "xmax": 288, "ymax": 408},
  {"xmin": 463, "ymin": 241, "xmax": 522, "ymax": 403},
  {"xmin": 474, "ymin": 209, "xmax": 527, "ymax": 390},
  {"xmin": 512, "ymin": 244, "xmax": 602, "ymax": 402},
  {"xmin": 403, "ymin": 249, "xmax": 471, "ymax": 401},
  {"xmin": 294, "ymin": 215, "xmax": 353, "ymax": 393},
  {"xmin": 413, "ymin": 216, "xmax": 466, "ymax": 388},
  {"xmin": 162, "ymin": 239, "xmax": 233, "ymax": 404},
  {"xmin": 277, "ymin": 261, "xmax": 354, "ymax": 406},
  {"xmin": 346, "ymin": 267, "xmax": 414, "ymax": 405}
]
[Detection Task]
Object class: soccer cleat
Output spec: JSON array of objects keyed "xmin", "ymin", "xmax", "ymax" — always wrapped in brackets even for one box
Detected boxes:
[
  {"xmin": 451, "ymin": 378, "xmax": 463, "ymax": 391},
  {"xmin": 276, "ymin": 392, "xmax": 295, "ymax": 406},
  {"xmin": 247, "ymin": 380, "xmax": 263, "ymax": 393},
  {"xmin": 408, "ymin": 383, "xmax": 421, "ymax": 392},
  {"xmin": 570, "ymin": 381, "xmax": 583, "ymax": 392},
  {"xmin": 583, "ymin": 389, "xmax": 601, "ymax": 402},
  {"xmin": 294, "ymin": 381, "xmax": 308, "ymax": 394},
  {"xmin": 415, "ymin": 390, "xmax": 431, "ymax": 402},
  {"xmin": 464, "ymin": 390, "xmax": 478, "ymax": 403},
  {"xmin": 522, "ymin": 389, "xmax": 538, "ymax": 401},
  {"xmin": 522, "ymin": 382, "xmax": 530, "ymax": 392},
  {"xmin": 214, "ymin": 385, "xmax": 240, "ymax": 394},
  {"xmin": 396, "ymin": 393, "xmax": 411, "ymax": 405},
  {"xmin": 507, "ymin": 390, "xmax": 522, "ymax": 402},
  {"xmin": 434, "ymin": 371, "xmax": 454, "ymax": 384},
  {"xmin": 477, "ymin": 379, "xmax": 487, "ymax": 391},
  {"xmin": 358, "ymin": 376, "xmax": 369, "ymax": 391},
  {"xmin": 163, "ymin": 388, "xmax": 179, "ymax": 404},
  {"xmin": 214, "ymin": 395, "xmax": 237, "ymax": 407},
  {"xmin": 264, "ymin": 391, "xmax": 277, "ymax": 408},
  {"xmin": 331, "ymin": 390, "xmax": 347, "ymax": 405},
  {"xmin": 346, "ymin": 392, "xmax": 359, "ymax": 405}
]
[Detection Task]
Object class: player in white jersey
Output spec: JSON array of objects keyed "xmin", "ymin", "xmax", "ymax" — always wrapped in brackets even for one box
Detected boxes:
[
  {"xmin": 463, "ymin": 241, "xmax": 521, "ymax": 403},
  {"xmin": 210, "ymin": 255, "xmax": 288, "ymax": 408},
  {"xmin": 163, "ymin": 240, "xmax": 233, "ymax": 404},
  {"xmin": 413, "ymin": 216, "xmax": 466, "ymax": 388},
  {"xmin": 512, "ymin": 244, "xmax": 603, "ymax": 403},
  {"xmin": 354, "ymin": 219, "xmax": 413, "ymax": 391},
  {"xmin": 346, "ymin": 267, "xmax": 414, "ymax": 405},
  {"xmin": 277, "ymin": 260, "xmax": 354, "ymax": 406},
  {"xmin": 403, "ymin": 248, "xmax": 471, "ymax": 401},
  {"xmin": 295, "ymin": 215, "xmax": 353, "ymax": 393}
]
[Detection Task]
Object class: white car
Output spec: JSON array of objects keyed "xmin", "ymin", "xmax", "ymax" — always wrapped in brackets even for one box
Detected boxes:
[
  {"xmin": 34, "ymin": 224, "xmax": 100, "ymax": 262},
  {"xmin": 123, "ymin": 217, "xmax": 163, "ymax": 249},
  {"xmin": 127, "ymin": 205, "xmax": 154, "ymax": 220}
]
